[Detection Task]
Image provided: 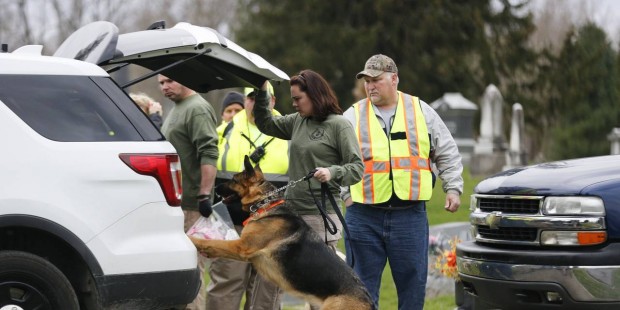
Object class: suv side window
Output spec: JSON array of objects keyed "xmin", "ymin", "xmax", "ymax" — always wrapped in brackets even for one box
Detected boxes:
[{"xmin": 0, "ymin": 75, "xmax": 163, "ymax": 142}]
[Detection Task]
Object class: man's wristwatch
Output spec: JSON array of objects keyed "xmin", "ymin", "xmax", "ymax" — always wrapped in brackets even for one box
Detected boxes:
[{"xmin": 197, "ymin": 194, "xmax": 211, "ymax": 201}]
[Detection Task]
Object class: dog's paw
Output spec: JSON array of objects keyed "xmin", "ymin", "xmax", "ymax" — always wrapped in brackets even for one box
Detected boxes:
[
  {"xmin": 188, "ymin": 236, "xmax": 215, "ymax": 257},
  {"xmin": 187, "ymin": 236, "xmax": 204, "ymax": 249}
]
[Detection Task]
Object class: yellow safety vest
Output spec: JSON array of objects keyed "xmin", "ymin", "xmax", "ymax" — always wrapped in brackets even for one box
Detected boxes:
[
  {"xmin": 350, "ymin": 92, "xmax": 432, "ymax": 203},
  {"xmin": 217, "ymin": 111, "xmax": 289, "ymax": 180}
]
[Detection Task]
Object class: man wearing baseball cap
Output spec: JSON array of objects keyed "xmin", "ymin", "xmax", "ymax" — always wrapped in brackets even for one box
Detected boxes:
[{"xmin": 342, "ymin": 54, "xmax": 464, "ymax": 310}]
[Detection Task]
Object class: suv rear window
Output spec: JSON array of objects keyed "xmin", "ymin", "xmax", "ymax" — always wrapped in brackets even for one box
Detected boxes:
[{"xmin": 0, "ymin": 75, "xmax": 163, "ymax": 142}]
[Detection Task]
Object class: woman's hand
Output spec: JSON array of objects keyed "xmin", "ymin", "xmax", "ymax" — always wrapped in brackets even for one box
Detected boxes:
[{"xmin": 313, "ymin": 167, "xmax": 332, "ymax": 183}]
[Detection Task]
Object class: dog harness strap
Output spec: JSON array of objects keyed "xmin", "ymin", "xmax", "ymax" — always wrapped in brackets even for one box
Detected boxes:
[{"xmin": 242, "ymin": 199, "xmax": 285, "ymax": 226}]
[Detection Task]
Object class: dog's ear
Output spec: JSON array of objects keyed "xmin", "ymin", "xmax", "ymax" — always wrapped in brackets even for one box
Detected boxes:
[
  {"xmin": 243, "ymin": 155, "xmax": 255, "ymax": 176},
  {"xmin": 254, "ymin": 163, "xmax": 263, "ymax": 174}
]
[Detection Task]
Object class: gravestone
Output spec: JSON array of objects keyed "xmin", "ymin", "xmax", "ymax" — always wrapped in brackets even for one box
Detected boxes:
[
  {"xmin": 474, "ymin": 89, "xmax": 494, "ymax": 154},
  {"xmin": 431, "ymin": 93, "xmax": 478, "ymax": 165},
  {"xmin": 470, "ymin": 85, "xmax": 507, "ymax": 175},
  {"xmin": 503, "ymin": 103, "xmax": 526, "ymax": 170},
  {"xmin": 609, "ymin": 128, "xmax": 620, "ymax": 155}
]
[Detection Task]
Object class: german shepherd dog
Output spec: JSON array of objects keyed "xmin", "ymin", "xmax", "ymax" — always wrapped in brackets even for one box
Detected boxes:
[{"xmin": 189, "ymin": 156, "xmax": 373, "ymax": 310}]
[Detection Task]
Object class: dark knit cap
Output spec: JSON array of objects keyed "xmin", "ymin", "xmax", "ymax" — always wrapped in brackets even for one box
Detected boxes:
[{"xmin": 221, "ymin": 91, "xmax": 244, "ymax": 114}]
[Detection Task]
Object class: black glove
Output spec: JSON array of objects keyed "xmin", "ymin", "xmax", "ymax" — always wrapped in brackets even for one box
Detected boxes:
[{"xmin": 198, "ymin": 198, "xmax": 213, "ymax": 218}]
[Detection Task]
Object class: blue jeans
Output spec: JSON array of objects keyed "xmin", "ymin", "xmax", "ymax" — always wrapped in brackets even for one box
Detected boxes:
[{"xmin": 345, "ymin": 202, "xmax": 428, "ymax": 310}]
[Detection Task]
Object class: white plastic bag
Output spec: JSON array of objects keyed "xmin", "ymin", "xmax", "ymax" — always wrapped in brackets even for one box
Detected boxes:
[{"xmin": 186, "ymin": 202, "xmax": 239, "ymax": 240}]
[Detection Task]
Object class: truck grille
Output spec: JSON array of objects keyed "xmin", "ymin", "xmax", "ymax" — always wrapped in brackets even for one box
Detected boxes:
[
  {"xmin": 478, "ymin": 197, "xmax": 540, "ymax": 214},
  {"xmin": 472, "ymin": 195, "xmax": 606, "ymax": 246},
  {"xmin": 477, "ymin": 225, "xmax": 538, "ymax": 242},
  {"xmin": 473, "ymin": 195, "xmax": 544, "ymax": 244}
]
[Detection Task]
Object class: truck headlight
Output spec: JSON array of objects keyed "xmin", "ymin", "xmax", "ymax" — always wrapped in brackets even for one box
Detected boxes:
[
  {"xmin": 541, "ymin": 230, "xmax": 607, "ymax": 246},
  {"xmin": 542, "ymin": 196, "xmax": 605, "ymax": 215},
  {"xmin": 470, "ymin": 195, "xmax": 478, "ymax": 211}
]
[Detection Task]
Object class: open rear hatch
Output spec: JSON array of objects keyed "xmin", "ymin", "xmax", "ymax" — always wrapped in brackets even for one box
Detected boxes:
[{"xmin": 54, "ymin": 21, "xmax": 289, "ymax": 91}]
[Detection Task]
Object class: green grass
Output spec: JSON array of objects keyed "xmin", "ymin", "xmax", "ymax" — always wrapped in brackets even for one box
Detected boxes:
[
  {"xmin": 424, "ymin": 294, "xmax": 459, "ymax": 309},
  {"xmin": 427, "ymin": 166, "xmax": 479, "ymax": 225}
]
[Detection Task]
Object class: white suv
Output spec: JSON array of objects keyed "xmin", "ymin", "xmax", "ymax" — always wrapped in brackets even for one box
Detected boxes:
[{"xmin": 0, "ymin": 21, "xmax": 287, "ymax": 309}]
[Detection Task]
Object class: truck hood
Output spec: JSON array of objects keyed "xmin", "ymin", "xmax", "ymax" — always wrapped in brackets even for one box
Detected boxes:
[{"xmin": 475, "ymin": 155, "xmax": 620, "ymax": 195}]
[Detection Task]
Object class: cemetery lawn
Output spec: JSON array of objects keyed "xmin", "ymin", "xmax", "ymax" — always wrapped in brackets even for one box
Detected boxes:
[{"xmin": 427, "ymin": 166, "xmax": 480, "ymax": 225}]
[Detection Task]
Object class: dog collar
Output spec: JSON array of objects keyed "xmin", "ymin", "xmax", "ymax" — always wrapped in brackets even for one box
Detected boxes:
[{"xmin": 243, "ymin": 199, "xmax": 285, "ymax": 226}]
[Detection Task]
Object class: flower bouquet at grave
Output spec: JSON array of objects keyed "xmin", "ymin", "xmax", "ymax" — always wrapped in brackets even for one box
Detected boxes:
[{"xmin": 434, "ymin": 236, "xmax": 461, "ymax": 281}]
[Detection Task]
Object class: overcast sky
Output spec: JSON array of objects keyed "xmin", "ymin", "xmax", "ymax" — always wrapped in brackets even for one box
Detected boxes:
[{"xmin": 529, "ymin": 0, "xmax": 620, "ymax": 43}]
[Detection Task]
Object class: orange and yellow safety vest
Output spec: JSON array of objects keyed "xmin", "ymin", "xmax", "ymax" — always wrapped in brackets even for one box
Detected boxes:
[{"xmin": 350, "ymin": 92, "xmax": 432, "ymax": 203}]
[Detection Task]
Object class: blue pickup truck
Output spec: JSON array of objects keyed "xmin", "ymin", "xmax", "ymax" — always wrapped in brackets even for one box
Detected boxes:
[{"xmin": 457, "ymin": 155, "xmax": 620, "ymax": 310}]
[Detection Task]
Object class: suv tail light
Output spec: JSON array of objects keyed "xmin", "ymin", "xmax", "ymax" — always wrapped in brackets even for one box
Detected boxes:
[{"xmin": 119, "ymin": 154, "xmax": 182, "ymax": 206}]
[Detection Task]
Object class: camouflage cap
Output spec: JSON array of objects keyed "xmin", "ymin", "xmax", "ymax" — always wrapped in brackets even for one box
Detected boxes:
[{"xmin": 356, "ymin": 54, "xmax": 398, "ymax": 79}]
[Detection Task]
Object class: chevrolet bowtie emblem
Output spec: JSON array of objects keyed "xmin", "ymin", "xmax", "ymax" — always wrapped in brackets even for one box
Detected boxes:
[{"xmin": 486, "ymin": 211, "xmax": 502, "ymax": 230}]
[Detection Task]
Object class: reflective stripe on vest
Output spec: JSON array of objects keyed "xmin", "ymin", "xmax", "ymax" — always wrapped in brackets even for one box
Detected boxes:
[
  {"xmin": 350, "ymin": 92, "xmax": 432, "ymax": 203},
  {"xmin": 216, "ymin": 111, "xmax": 289, "ymax": 182}
]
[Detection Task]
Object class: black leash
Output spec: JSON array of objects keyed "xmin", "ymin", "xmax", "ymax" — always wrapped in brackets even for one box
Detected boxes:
[{"xmin": 305, "ymin": 169, "xmax": 356, "ymax": 268}]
